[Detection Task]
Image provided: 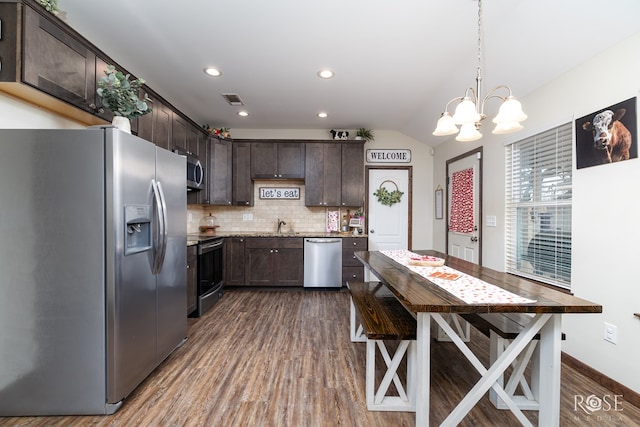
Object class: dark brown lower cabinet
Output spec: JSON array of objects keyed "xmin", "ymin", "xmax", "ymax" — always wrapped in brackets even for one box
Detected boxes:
[
  {"xmin": 186, "ymin": 245, "xmax": 197, "ymax": 316},
  {"xmin": 244, "ymin": 238, "xmax": 303, "ymax": 286},
  {"xmin": 342, "ymin": 237, "xmax": 368, "ymax": 284},
  {"xmin": 225, "ymin": 237, "xmax": 246, "ymax": 286}
]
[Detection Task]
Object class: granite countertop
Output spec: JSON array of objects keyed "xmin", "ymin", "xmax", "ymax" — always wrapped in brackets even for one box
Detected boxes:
[{"xmin": 187, "ymin": 231, "xmax": 367, "ymax": 244}]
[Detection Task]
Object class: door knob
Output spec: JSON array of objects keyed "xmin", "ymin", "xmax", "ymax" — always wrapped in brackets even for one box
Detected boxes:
[
  {"xmin": 370, "ymin": 229, "xmax": 375, "ymax": 234},
  {"xmin": 470, "ymin": 236, "xmax": 478, "ymax": 242}
]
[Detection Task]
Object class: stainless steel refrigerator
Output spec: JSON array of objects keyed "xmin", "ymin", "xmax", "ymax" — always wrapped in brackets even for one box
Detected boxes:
[{"xmin": 0, "ymin": 127, "xmax": 187, "ymax": 415}]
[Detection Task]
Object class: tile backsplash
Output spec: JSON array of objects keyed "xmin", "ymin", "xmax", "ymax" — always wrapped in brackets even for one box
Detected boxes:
[{"xmin": 187, "ymin": 181, "xmax": 361, "ymax": 234}]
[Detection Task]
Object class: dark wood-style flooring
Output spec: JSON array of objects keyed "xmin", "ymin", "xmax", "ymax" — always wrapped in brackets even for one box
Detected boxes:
[{"xmin": 1, "ymin": 289, "xmax": 638, "ymax": 426}]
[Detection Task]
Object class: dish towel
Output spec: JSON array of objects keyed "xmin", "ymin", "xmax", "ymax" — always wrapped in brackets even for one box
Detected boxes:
[{"xmin": 380, "ymin": 250, "xmax": 536, "ymax": 304}]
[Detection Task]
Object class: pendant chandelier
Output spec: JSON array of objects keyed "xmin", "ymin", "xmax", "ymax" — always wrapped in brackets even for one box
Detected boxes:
[{"xmin": 432, "ymin": 0, "xmax": 527, "ymax": 142}]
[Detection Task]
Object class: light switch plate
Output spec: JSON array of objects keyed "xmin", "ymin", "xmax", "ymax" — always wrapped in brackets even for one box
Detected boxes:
[
  {"xmin": 604, "ymin": 322, "xmax": 617, "ymax": 344},
  {"xmin": 486, "ymin": 215, "xmax": 497, "ymax": 227}
]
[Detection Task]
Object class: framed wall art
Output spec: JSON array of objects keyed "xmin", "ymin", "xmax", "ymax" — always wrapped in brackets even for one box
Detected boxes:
[
  {"xmin": 435, "ymin": 186, "xmax": 444, "ymax": 220},
  {"xmin": 575, "ymin": 97, "xmax": 637, "ymax": 169}
]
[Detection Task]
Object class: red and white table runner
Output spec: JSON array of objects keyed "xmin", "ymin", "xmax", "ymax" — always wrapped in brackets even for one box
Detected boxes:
[{"xmin": 380, "ymin": 250, "xmax": 536, "ymax": 304}]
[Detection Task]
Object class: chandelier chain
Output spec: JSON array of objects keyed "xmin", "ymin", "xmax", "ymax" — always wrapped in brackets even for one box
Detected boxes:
[
  {"xmin": 431, "ymin": 0, "xmax": 526, "ymax": 141},
  {"xmin": 476, "ymin": 0, "xmax": 483, "ymax": 85}
]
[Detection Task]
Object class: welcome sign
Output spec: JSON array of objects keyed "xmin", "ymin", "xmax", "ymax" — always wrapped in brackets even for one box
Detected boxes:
[{"xmin": 366, "ymin": 149, "xmax": 411, "ymax": 163}]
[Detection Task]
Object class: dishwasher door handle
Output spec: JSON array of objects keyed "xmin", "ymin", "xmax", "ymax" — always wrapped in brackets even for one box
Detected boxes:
[{"xmin": 305, "ymin": 238, "xmax": 342, "ymax": 244}]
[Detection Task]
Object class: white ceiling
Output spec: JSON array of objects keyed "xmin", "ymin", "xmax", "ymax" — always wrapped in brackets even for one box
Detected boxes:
[{"xmin": 59, "ymin": 0, "xmax": 640, "ymax": 145}]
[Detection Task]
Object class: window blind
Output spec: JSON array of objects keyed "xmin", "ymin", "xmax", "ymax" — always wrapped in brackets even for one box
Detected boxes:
[{"xmin": 505, "ymin": 122, "xmax": 573, "ymax": 289}]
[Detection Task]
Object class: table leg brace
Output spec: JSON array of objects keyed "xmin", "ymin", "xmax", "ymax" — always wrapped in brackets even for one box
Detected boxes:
[
  {"xmin": 366, "ymin": 339, "xmax": 416, "ymax": 411},
  {"xmin": 434, "ymin": 313, "xmax": 553, "ymax": 426}
]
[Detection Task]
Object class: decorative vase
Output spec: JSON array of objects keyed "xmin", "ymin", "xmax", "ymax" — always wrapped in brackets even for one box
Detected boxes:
[{"xmin": 112, "ymin": 116, "xmax": 131, "ymax": 134}]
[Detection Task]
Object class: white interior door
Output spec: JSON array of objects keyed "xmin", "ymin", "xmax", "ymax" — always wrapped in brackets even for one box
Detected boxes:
[
  {"xmin": 447, "ymin": 149, "xmax": 481, "ymax": 264},
  {"xmin": 367, "ymin": 168, "xmax": 409, "ymax": 251}
]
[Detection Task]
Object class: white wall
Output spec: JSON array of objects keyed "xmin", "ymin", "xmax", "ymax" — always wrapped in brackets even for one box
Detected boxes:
[
  {"xmin": 432, "ymin": 32, "xmax": 640, "ymax": 394},
  {"xmin": 232, "ymin": 129, "xmax": 433, "ymax": 249},
  {"xmin": 0, "ymin": 94, "xmax": 83, "ymax": 129}
]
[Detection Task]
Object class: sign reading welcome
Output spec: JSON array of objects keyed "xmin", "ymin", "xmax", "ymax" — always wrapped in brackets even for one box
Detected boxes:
[{"xmin": 366, "ymin": 149, "xmax": 411, "ymax": 163}]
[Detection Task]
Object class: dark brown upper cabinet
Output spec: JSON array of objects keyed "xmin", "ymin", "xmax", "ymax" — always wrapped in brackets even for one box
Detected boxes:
[
  {"xmin": 233, "ymin": 142, "xmax": 254, "ymax": 206},
  {"xmin": 340, "ymin": 141, "xmax": 365, "ymax": 207},
  {"xmin": 208, "ymin": 138, "xmax": 233, "ymax": 206},
  {"xmin": 0, "ymin": 2, "xmax": 109, "ymax": 124},
  {"xmin": 251, "ymin": 142, "xmax": 305, "ymax": 179},
  {"xmin": 305, "ymin": 142, "xmax": 342, "ymax": 207}
]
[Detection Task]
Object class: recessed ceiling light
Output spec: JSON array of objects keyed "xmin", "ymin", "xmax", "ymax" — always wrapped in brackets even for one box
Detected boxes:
[
  {"xmin": 204, "ymin": 67, "xmax": 222, "ymax": 77},
  {"xmin": 317, "ymin": 69, "xmax": 334, "ymax": 79},
  {"xmin": 238, "ymin": 111, "xmax": 249, "ymax": 117},
  {"xmin": 317, "ymin": 112, "xmax": 328, "ymax": 118}
]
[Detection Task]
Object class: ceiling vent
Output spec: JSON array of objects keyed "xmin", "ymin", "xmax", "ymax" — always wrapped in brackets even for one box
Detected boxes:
[{"xmin": 222, "ymin": 93, "xmax": 244, "ymax": 106}]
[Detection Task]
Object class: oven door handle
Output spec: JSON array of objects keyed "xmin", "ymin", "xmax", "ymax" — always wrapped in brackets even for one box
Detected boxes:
[{"xmin": 200, "ymin": 239, "xmax": 223, "ymax": 253}]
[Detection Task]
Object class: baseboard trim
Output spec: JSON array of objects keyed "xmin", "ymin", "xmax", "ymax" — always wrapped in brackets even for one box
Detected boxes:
[{"xmin": 562, "ymin": 352, "xmax": 640, "ymax": 409}]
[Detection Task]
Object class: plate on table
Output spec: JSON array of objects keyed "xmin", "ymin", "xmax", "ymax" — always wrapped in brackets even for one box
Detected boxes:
[{"xmin": 408, "ymin": 255, "xmax": 445, "ymax": 267}]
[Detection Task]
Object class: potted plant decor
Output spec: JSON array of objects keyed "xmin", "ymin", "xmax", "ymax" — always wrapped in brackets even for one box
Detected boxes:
[
  {"xmin": 355, "ymin": 128, "xmax": 375, "ymax": 142},
  {"xmin": 97, "ymin": 65, "xmax": 152, "ymax": 133},
  {"xmin": 37, "ymin": 0, "xmax": 59, "ymax": 15}
]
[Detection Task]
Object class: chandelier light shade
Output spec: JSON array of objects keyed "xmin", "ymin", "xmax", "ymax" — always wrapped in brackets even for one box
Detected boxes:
[
  {"xmin": 432, "ymin": 0, "xmax": 526, "ymax": 141},
  {"xmin": 432, "ymin": 112, "xmax": 458, "ymax": 136}
]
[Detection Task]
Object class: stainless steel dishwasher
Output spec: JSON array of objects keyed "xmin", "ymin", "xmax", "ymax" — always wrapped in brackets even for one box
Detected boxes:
[{"xmin": 303, "ymin": 238, "xmax": 343, "ymax": 288}]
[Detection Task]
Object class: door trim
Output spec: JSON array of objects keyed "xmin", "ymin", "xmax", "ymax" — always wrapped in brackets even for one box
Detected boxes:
[
  {"xmin": 445, "ymin": 147, "xmax": 483, "ymax": 265},
  {"xmin": 365, "ymin": 166, "xmax": 413, "ymax": 250}
]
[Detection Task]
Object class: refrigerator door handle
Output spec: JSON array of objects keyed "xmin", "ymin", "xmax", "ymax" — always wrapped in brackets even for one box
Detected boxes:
[
  {"xmin": 156, "ymin": 181, "xmax": 169, "ymax": 271},
  {"xmin": 151, "ymin": 179, "xmax": 168, "ymax": 274}
]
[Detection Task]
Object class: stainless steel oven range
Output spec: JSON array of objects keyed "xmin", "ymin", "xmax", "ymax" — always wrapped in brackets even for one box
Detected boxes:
[{"xmin": 194, "ymin": 237, "xmax": 224, "ymax": 317}]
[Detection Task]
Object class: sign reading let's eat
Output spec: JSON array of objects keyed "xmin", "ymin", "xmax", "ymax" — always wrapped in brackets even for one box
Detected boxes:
[{"xmin": 366, "ymin": 149, "xmax": 411, "ymax": 163}]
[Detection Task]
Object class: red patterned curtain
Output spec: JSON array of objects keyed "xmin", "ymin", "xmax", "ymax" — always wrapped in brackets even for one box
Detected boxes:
[{"xmin": 449, "ymin": 168, "xmax": 474, "ymax": 233}]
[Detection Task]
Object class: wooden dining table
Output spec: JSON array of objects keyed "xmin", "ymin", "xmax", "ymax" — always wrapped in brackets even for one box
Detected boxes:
[{"xmin": 355, "ymin": 250, "xmax": 602, "ymax": 427}]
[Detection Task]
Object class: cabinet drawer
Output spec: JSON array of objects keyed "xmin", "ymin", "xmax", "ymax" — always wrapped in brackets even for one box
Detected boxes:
[
  {"xmin": 342, "ymin": 237, "xmax": 368, "ymax": 266},
  {"xmin": 342, "ymin": 267, "xmax": 364, "ymax": 285},
  {"xmin": 245, "ymin": 237, "xmax": 303, "ymax": 249},
  {"xmin": 342, "ymin": 237, "xmax": 367, "ymax": 250}
]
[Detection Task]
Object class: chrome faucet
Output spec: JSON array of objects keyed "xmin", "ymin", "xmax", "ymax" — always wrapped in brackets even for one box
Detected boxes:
[{"xmin": 277, "ymin": 218, "xmax": 287, "ymax": 234}]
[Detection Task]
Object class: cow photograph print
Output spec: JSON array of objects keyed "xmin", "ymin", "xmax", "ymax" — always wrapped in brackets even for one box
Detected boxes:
[{"xmin": 575, "ymin": 97, "xmax": 637, "ymax": 169}]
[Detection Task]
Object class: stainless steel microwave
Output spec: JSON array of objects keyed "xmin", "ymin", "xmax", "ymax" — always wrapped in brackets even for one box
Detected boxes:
[{"xmin": 173, "ymin": 149, "xmax": 204, "ymax": 191}]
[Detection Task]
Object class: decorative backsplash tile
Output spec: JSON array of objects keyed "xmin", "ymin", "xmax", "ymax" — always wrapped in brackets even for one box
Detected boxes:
[{"xmin": 188, "ymin": 181, "xmax": 361, "ymax": 235}]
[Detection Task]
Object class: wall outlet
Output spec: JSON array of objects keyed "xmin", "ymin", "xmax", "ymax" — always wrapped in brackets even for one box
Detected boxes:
[
  {"xmin": 242, "ymin": 213, "xmax": 253, "ymax": 221},
  {"xmin": 604, "ymin": 322, "xmax": 617, "ymax": 344}
]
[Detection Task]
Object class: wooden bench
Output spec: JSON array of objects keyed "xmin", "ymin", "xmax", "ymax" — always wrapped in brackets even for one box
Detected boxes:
[
  {"xmin": 460, "ymin": 312, "xmax": 566, "ymax": 411},
  {"xmin": 347, "ymin": 281, "xmax": 416, "ymax": 412}
]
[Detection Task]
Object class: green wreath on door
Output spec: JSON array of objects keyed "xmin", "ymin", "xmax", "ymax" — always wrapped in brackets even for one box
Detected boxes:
[{"xmin": 374, "ymin": 180, "xmax": 404, "ymax": 206}]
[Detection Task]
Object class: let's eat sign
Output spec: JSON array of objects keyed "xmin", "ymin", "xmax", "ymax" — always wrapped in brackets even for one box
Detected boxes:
[
  {"xmin": 366, "ymin": 149, "xmax": 411, "ymax": 163},
  {"xmin": 259, "ymin": 187, "xmax": 300, "ymax": 199}
]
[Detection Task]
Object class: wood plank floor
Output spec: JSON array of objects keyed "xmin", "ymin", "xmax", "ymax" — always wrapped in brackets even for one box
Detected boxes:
[{"xmin": 1, "ymin": 289, "xmax": 638, "ymax": 426}]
